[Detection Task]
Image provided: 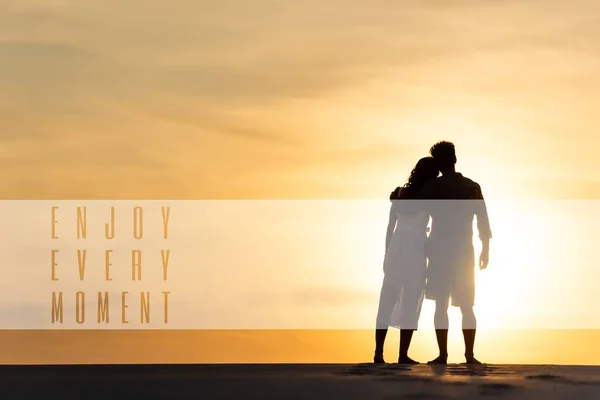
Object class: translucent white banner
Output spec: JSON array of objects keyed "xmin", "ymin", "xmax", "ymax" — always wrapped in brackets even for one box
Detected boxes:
[{"xmin": 0, "ymin": 200, "xmax": 598, "ymax": 329}]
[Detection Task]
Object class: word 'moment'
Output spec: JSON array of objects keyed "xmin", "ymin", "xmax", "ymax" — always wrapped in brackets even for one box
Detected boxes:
[
  {"xmin": 51, "ymin": 291, "xmax": 171, "ymax": 325},
  {"xmin": 50, "ymin": 206, "xmax": 172, "ymax": 325}
]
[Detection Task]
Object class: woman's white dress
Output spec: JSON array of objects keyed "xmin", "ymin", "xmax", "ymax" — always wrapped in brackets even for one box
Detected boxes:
[{"xmin": 376, "ymin": 200, "xmax": 429, "ymax": 330}]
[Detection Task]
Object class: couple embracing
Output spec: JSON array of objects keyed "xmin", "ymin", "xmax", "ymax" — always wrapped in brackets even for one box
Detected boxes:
[{"xmin": 374, "ymin": 141, "xmax": 492, "ymax": 365}]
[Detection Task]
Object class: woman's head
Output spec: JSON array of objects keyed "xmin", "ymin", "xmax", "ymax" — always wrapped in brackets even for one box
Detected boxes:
[{"xmin": 397, "ymin": 157, "xmax": 439, "ymax": 199}]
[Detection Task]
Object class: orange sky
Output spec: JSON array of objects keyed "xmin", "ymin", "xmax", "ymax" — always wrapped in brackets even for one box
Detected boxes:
[
  {"xmin": 3, "ymin": 1, "xmax": 600, "ymax": 365},
  {"xmin": 2, "ymin": 1, "xmax": 600, "ymax": 199},
  {"xmin": 4, "ymin": 330, "xmax": 600, "ymax": 365}
]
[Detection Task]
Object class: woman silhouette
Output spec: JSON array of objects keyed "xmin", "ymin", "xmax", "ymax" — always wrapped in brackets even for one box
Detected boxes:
[{"xmin": 374, "ymin": 157, "xmax": 439, "ymax": 364}]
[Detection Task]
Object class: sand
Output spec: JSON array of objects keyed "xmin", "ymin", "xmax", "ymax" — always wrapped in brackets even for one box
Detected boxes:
[{"xmin": 1, "ymin": 363, "xmax": 600, "ymax": 399}]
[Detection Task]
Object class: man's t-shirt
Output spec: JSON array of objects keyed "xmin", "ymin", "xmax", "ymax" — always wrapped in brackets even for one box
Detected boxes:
[{"xmin": 418, "ymin": 172, "xmax": 492, "ymax": 242}]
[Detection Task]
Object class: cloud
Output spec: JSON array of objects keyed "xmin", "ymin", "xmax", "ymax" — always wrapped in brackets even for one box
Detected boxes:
[
  {"xmin": 0, "ymin": 41, "xmax": 100, "ymax": 112},
  {"xmin": 2, "ymin": 0, "xmax": 600, "ymax": 198},
  {"xmin": 134, "ymin": 105, "xmax": 299, "ymax": 146}
]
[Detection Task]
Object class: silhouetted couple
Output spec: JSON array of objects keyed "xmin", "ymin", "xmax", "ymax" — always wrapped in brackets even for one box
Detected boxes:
[{"xmin": 374, "ymin": 141, "xmax": 492, "ymax": 365}]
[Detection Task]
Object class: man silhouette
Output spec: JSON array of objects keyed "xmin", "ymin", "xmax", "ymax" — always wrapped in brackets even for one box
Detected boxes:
[{"xmin": 417, "ymin": 141, "xmax": 492, "ymax": 364}]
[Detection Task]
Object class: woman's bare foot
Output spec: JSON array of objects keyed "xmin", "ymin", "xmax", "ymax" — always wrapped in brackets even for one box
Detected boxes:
[
  {"xmin": 374, "ymin": 352, "xmax": 385, "ymax": 364},
  {"xmin": 427, "ymin": 355, "xmax": 448, "ymax": 365},
  {"xmin": 397, "ymin": 356, "xmax": 420, "ymax": 365}
]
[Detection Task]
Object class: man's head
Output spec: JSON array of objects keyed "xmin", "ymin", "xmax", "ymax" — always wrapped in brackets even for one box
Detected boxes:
[{"xmin": 429, "ymin": 141, "xmax": 457, "ymax": 172}]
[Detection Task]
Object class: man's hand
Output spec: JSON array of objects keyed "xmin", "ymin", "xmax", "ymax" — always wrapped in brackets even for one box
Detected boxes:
[
  {"xmin": 479, "ymin": 249, "xmax": 489, "ymax": 270},
  {"xmin": 479, "ymin": 238, "xmax": 490, "ymax": 270}
]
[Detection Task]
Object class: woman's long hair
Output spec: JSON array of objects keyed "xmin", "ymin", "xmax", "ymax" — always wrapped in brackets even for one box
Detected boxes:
[{"xmin": 391, "ymin": 157, "xmax": 439, "ymax": 200}]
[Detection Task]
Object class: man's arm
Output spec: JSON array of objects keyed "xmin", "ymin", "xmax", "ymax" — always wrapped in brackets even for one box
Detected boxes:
[{"xmin": 473, "ymin": 183, "xmax": 492, "ymax": 269}]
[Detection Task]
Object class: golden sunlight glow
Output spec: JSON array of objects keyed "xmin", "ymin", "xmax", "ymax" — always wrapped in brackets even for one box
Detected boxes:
[{"xmin": 3, "ymin": 0, "xmax": 600, "ymax": 366}]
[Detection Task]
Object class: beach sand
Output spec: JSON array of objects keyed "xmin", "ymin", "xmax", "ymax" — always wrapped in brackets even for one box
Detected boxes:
[{"xmin": 1, "ymin": 363, "xmax": 600, "ymax": 399}]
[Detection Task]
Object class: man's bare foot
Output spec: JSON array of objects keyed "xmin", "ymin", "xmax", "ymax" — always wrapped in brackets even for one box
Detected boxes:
[
  {"xmin": 427, "ymin": 355, "xmax": 448, "ymax": 365},
  {"xmin": 397, "ymin": 356, "xmax": 420, "ymax": 365},
  {"xmin": 374, "ymin": 353, "xmax": 385, "ymax": 364},
  {"xmin": 465, "ymin": 356, "xmax": 483, "ymax": 365}
]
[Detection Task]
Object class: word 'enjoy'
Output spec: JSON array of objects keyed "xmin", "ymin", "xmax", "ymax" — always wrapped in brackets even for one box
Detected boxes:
[{"xmin": 50, "ymin": 206, "xmax": 171, "ymax": 239}]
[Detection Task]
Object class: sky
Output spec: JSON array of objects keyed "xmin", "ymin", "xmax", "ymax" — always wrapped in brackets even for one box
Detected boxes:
[
  {"xmin": 3, "ymin": 1, "xmax": 600, "ymax": 364},
  {"xmin": 0, "ymin": 199, "xmax": 599, "ymax": 365},
  {"xmin": 3, "ymin": 0, "xmax": 600, "ymax": 199}
]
